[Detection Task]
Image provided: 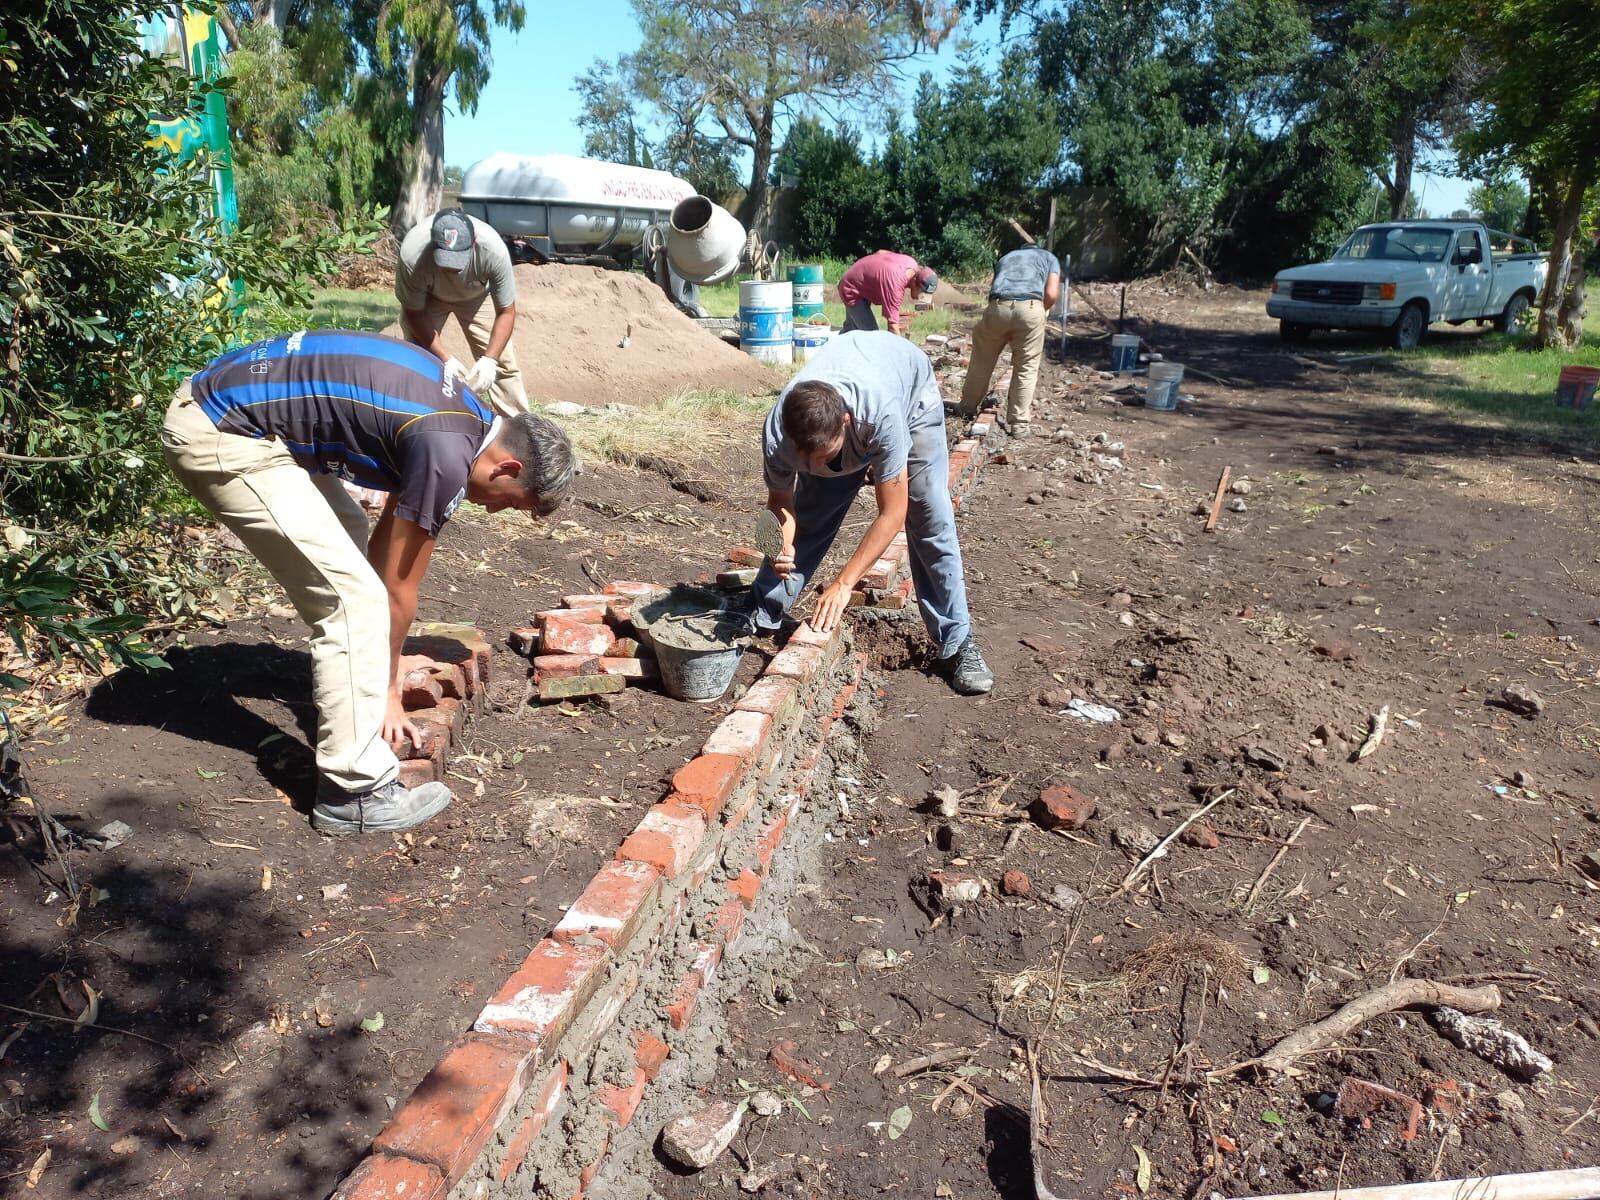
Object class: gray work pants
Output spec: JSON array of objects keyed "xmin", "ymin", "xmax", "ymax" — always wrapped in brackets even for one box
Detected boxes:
[
  {"xmin": 751, "ymin": 418, "xmax": 972, "ymax": 657},
  {"xmin": 842, "ymin": 303, "xmax": 879, "ymax": 333}
]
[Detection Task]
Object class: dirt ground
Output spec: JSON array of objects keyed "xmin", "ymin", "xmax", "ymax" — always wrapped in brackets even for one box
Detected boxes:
[
  {"xmin": 651, "ymin": 287, "xmax": 1600, "ymax": 1199},
  {"xmin": 382, "ymin": 262, "xmax": 782, "ymax": 408},
  {"xmin": 6, "ymin": 282, "xmax": 1600, "ymax": 1199}
]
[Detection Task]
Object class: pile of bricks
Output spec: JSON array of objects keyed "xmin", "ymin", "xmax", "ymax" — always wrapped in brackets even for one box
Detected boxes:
[
  {"xmin": 395, "ymin": 621, "xmax": 492, "ymax": 788},
  {"xmin": 509, "ymin": 583, "xmax": 663, "ymax": 702}
]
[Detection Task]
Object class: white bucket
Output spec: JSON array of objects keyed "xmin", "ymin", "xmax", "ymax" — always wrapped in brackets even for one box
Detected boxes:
[
  {"xmin": 740, "ymin": 280, "xmax": 794, "ymax": 364},
  {"xmin": 794, "ymin": 325, "xmax": 832, "ymax": 363},
  {"xmin": 1145, "ymin": 362, "xmax": 1184, "ymax": 410}
]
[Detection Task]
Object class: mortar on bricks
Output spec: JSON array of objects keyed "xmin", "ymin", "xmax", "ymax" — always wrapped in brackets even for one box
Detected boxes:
[{"xmin": 633, "ymin": 585, "xmax": 750, "ymax": 702}]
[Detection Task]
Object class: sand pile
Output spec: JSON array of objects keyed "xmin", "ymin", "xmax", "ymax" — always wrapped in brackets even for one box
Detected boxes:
[{"xmin": 383, "ymin": 263, "xmax": 782, "ymax": 408}]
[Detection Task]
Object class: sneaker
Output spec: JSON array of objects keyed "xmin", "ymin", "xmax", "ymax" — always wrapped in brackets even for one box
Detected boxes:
[
  {"xmin": 311, "ymin": 777, "xmax": 453, "ymax": 835},
  {"xmin": 1008, "ymin": 420, "xmax": 1031, "ymax": 440},
  {"xmin": 935, "ymin": 636, "xmax": 994, "ymax": 695}
]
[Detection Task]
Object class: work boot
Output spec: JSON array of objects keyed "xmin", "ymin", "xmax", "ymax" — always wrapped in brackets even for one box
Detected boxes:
[
  {"xmin": 311, "ymin": 777, "xmax": 453, "ymax": 836},
  {"xmin": 1008, "ymin": 420, "xmax": 1031, "ymax": 440},
  {"xmin": 935, "ymin": 636, "xmax": 994, "ymax": 695}
]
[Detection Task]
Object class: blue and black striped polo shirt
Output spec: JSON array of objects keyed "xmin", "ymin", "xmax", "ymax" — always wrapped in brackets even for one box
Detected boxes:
[{"xmin": 190, "ymin": 329, "xmax": 496, "ymax": 535}]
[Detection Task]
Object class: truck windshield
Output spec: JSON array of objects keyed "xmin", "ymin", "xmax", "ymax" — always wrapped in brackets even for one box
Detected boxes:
[{"xmin": 1336, "ymin": 226, "xmax": 1453, "ymax": 262}]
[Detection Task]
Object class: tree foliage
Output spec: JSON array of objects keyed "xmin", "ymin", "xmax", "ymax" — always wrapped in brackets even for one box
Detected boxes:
[
  {"xmin": 0, "ymin": 0, "xmax": 339, "ymax": 671},
  {"xmin": 1466, "ymin": 179, "xmax": 1529, "ymax": 234}
]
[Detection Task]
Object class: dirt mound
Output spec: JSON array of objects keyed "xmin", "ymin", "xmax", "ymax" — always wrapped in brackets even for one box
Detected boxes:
[{"xmin": 384, "ymin": 263, "xmax": 781, "ymax": 408}]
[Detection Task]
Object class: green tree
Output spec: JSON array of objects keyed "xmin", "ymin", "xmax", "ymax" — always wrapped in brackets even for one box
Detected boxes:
[
  {"xmin": 581, "ymin": 0, "xmax": 956, "ymax": 230},
  {"xmin": 772, "ymin": 118, "xmax": 884, "ymax": 256},
  {"xmin": 0, "ymin": 0, "xmax": 334, "ymax": 668},
  {"xmin": 1417, "ymin": 0, "xmax": 1598, "ymax": 346},
  {"xmin": 1466, "ymin": 179, "xmax": 1529, "ymax": 234}
]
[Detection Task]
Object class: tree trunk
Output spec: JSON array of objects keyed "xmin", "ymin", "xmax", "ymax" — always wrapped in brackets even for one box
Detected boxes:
[
  {"xmin": 395, "ymin": 68, "xmax": 448, "ymax": 234},
  {"xmin": 1521, "ymin": 167, "xmax": 1556, "ymax": 243},
  {"xmin": 252, "ymin": 0, "xmax": 290, "ymax": 30},
  {"xmin": 736, "ymin": 105, "xmax": 775, "ymax": 231},
  {"xmin": 1557, "ymin": 258, "xmax": 1586, "ymax": 346},
  {"xmin": 1385, "ymin": 109, "xmax": 1416, "ymax": 220},
  {"xmin": 1536, "ymin": 173, "xmax": 1588, "ymax": 349}
]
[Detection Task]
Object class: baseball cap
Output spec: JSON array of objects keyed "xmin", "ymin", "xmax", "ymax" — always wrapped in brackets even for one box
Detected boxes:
[
  {"xmin": 918, "ymin": 267, "xmax": 940, "ymax": 293},
  {"xmin": 430, "ymin": 209, "xmax": 475, "ymax": 270}
]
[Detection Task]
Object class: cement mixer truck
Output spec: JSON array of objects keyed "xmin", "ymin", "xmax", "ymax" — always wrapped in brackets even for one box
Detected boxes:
[{"xmin": 459, "ymin": 153, "xmax": 750, "ymax": 319}]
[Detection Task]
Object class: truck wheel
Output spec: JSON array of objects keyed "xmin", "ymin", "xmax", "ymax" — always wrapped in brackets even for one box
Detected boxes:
[
  {"xmin": 1388, "ymin": 303, "xmax": 1426, "ymax": 351},
  {"xmin": 1496, "ymin": 292, "xmax": 1530, "ymax": 334},
  {"xmin": 1279, "ymin": 320, "xmax": 1311, "ymax": 344}
]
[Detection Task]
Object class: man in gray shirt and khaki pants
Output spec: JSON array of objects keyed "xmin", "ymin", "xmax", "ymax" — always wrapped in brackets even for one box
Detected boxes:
[
  {"xmin": 396, "ymin": 208, "xmax": 529, "ymax": 416},
  {"xmin": 960, "ymin": 244, "xmax": 1062, "ymax": 439}
]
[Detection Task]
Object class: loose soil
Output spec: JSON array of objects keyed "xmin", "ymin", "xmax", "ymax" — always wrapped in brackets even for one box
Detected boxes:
[
  {"xmin": 650, "ymin": 287, "xmax": 1600, "ymax": 1199},
  {"xmin": 382, "ymin": 262, "xmax": 782, "ymax": 408}
]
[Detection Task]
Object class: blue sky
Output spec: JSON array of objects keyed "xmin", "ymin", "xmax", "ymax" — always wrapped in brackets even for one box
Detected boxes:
[{"xmin": 446, "ymin": 2, "xmax": 1472, "ymax": 217}]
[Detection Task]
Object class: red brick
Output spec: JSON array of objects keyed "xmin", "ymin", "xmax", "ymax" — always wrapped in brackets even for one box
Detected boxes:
[
  {"xmin": 734, "ymin": 676, "xmax": 799, "ymax": 722},
  {"xmin": 399, "ymin": 703, "xmax": 460, "ymax": 762},
  {"xmin": 538, "ymin": 606, "xmax": 607, "ymax": 624},
  {"xmin": 1181, "ymin": 821, "xmax": 1220, "ymax": 850},
  {"xmin": 602, "ymin": 580, "xmax": 663, "ymax": 598},
  {"xmin": 1334, "ymin": 1078, "xmax": 1423, "ymax": 1141},
  {"xmin": 473, "ymin": 940, "xmax": 609, "ymax": 1049},
  {"xmin": 711, "ymin": 899, "xmax": 746, "ymax": 948},
  {"xmin": 1001, "ymin": 870, "xmax": 1031, "ymax": 897},
  {"xmin": 1032, "ymin": 783, "xmax": 1096, "ymax": 830},
  {"xmin": 498, "ymin": 1062, "xmax": 568, "ymax": 1182},
  {"xmin": 726, "ymin": 868, "xmax": 762, "ymax": 909},
  {"xmin": 665, "ymin": 942, "xmax": 722, "ymax": 1030},
  {"xmin": 668, "ymin": 754, "xmax": 744, "ymax": 822},
  {"xmin": 725, "ymin": 546, "xmax": 764, "ymax": 567},
  {"xmin": 617, "ymin": 802, "xmax": 707, "ymax": 878},
  {"xmin": 598, "ymin": 1069, "xmax": 650, "ymax": 1130},
  {"xmin": 508, "ymin": 627, "xmax": 541, "ymax": 657},
  {"xmin": 400, "ymin": 670, "xmax": 444, "ymax": 710},
  {"xmin": 571, "ymin": 1140, "xmax": 608, "ymax": 1200},
  {"xmin": 753, "ymin": 806, "xmax": 792, "ymax": 875},
  {"xmin": 952, "ymin": 438, "xmax": 979, "ymax": 456},
  {"xmin": 765, "ymin": 643, "xmax": 825, "ymax": 681},
  {"xmin": 542, "ymin": 614, "xmax": 615, "ymax": 657},
  {"xmin": 373, "ymin": 1034, "xmax": 534, "ymax": 1184},
  {"xmin": 635, "ymin": 1030, "xmax": 670, "ymax": 1080},
  {"xmin": 787, "ymin": 623, "xmax": 837, "ymax": 651},
  {"xmin": 406, "ymin": 623, "xmax": 491, "ymax": 693},
  {"xmin": 1424, "ymin": 1080, "xmax": 1462, "ymax": 1117},
  {"xmin": 860, "ymin": 555, "xmax": 904, "ymax": 590},
  {"xmin": 597, "ymin": 656, "xmax": 654, "ymax": 680},
  {"xmin": 534, "ymin": 654, "xmax": 603, "ymax": 681},
  {"xmin": 562, "ymin": 593, "xmax": 615, "ymax": 609},
  {"xmin": 703, "ymin": 710, "xmax": 772, "ymax": 763},
  {"xmin": 536, "ymin": 674, "xmax": 626, "ymax": 702},
  {"xmin": 330, "ymin": 1154, "xmax": 446, "ymax": 1200},
  {"xmin": 552, "ymin": 859, "xmax": 663, "ymax": 949},
  {"xmin": 768, "ymin": 1039, "xmax": 831, "ymax": 1092},
  {"xmin": 609, "ymin": 637, "xmax": 643, "ymax": 658}
]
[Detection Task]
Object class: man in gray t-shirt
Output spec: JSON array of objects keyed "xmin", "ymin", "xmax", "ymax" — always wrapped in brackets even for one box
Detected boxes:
[
  {"xmin": 754, "ymin": 331, "xmax": 993, "ymax": 695},
  {"xmin": 960, "ymin": 244, "xmax": 1061, "ymax": 438},
  {"xmin": 396, "ymin": 208, "xmax": 529, "ymax": 416}
]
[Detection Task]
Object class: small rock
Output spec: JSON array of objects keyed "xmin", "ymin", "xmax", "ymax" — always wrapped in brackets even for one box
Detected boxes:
[
  {"xmin": 1228, "ymin": 479, "xmax": 1252, "ymax": 495},
  {"xmin": 1112, "ymin": 822, "xmax": 1161, "ymax": 859},
  {"xmin": 1160, "ymin": 729, "xmax": 1187, "ymax": 749},
  {"xmin": 934, "ymin": 824, "xmax": 961, "ymax": 854},
  {"xmin": 1100, "ymin": 740, "xmax": 1125, "ymax": 764},
  {"xmin": 320, "ymin": 883, "xmax": 349, "ymax": 903},
  {"xmin": 1512, "ymin": 769, "xmax": 1534, "ymax": 789},
  {"xmin": 1047, "ymin": 883, "xmax": 1084, "ymax": 912},
  {"xmin": 1316, "ymin": 445, "xmax": 1341, "ymax": 456},
  {"xmin": 929, "ymin": 871, "xmax": 984, "ymax": 906},
  {"xmin": 1244, "ymin": 745, "xmax": 1288, "ymax": 772},
  {"xmin": 1001, "ymin": 870, "xmax": 1032, "ymax": 897},
  {"xmin": 930, "ymin": 785, "xmax": 962, "ymax": 819},
  {"xmin": 544, "ymin": 400, "xmax": 587, "ymax": 417},
  {"xmin": 1181, "ymin": 821, "xmax": 1220, "ymax": 850},
  {"xmin": 1109, "ymin": 591, "xmax": 1133, "ymax": 608},
  {"xmin": 1192, "ymin": 500, "xmax": 1210, "ymax": 516},
  {"xmin": 1226, "ymin": 498, "xmax": 1247, "ymax": 513},
  {"xmin": 1116, "ymin": 612, "xmax": 1136, "ymax": 627},
  {"xmin": 1033, "ymin": 784, "xmax": 1096, "ymax": 830},
  {"xmin": 1501, "ymin": 683, "xmax": 1546, "ymax": 718},
  {"xmin": 1026, "ymin": 493, "xmax": 1045, "ymax": 505},
  {"xmin": 740, "ymin": 1164, "xmax": 780, "ymax": 1193},
  {"xmin": 856, "ymin": 948, "xmax": 898, "ymax": 972},
  {"xmin": 749, "ymin": 1091, "xmax": 783, "ymax": 1118},
  {"xmin": 1131, "ymin": 726, "xmax": 1157, "ymax": 746},
  {"xmin": 1318, "ymin": 573, "xmax": 1352, "ymax": 588},
  {"xmin": 1494, "ymin": 1089, "xmax": 1526, "ymax": 1116},
  {"xmin": 660, "ymin": 1100, "xmax": 744, "ymax": 1170},
  {"xmin": 1313, "ymin": 640, "xmax": 1354, "ymax": 661},
  {"xmin": 1349, "ymin": 594, "xmax": 1377, "ymax": 606},
  {"xmin": 89, "ymin": 820, "xmax": 133, "ymax": 850},
  {"xmin": 1576, "ymin": 1014, "xmax": 1600, "ymax": 1040}
]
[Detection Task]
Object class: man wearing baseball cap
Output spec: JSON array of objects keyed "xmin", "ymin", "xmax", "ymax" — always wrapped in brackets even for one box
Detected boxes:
[
  {"xmin": 838, "ymin": 250, "xmax": 939, "ymax": 336},
  {"xmin": 396, "ymin": 208, "xmax": 528, "ymax": 416}
]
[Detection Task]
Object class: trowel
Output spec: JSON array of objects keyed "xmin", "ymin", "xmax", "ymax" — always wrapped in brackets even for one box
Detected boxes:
[{"xmin": 754, "ymin": 509, "xmax": 785, "ymax": 561}]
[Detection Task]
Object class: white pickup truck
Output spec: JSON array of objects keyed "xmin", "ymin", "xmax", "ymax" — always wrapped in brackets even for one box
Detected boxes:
[{"xmin": 1266, "ymin": 220, "xmax": 1548, "ymax": 349}]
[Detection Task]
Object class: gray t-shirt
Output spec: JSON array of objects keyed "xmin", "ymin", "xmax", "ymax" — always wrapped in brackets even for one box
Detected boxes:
[
  {"xmin": 763, "ymin": 331, "xmax": 942, "ymax": 493},
  {"xmin": 396, "ymin": 213, "xmax": 517, "ymax": 310},
  {"xmin": 990, "ymin": 246, "xmax": 1061, "ymax": 300}
]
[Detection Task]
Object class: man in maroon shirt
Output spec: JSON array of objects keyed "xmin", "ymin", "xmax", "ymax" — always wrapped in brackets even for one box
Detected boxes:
[{"xmin": 838, "ymin": 251, "xmax": 939, "ymax": 335}]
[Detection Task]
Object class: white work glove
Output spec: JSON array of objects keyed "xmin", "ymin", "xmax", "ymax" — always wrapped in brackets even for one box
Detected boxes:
[
  {"xmin": 465, "ymin": 355, "xmax": 498, "ymax": 394},
  {"xmin": 443, "ymin": 356, "xmax": 467, "ymax": 381}
]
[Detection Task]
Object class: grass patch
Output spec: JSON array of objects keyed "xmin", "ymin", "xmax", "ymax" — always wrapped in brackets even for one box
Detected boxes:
[
  {"xmin": 562, "ymin": 387, "xmax": 772, "ymax": 472},
  {"xmin": 1385, "ymin": 329, "xmax": 1600, "ymax": 449},
  {"xmin": 309, "ymin": 287, "xmax": 397, "ymax": 332}
]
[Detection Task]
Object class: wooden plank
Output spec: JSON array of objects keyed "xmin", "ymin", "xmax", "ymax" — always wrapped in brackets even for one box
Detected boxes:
[
  {"xmin": 1203, "ymin": 466, "xmax": 1232, "ymax": 533},
  {"xmin": 1006, "ymin": 217, "xmax": 1035, "ymax": 245}
]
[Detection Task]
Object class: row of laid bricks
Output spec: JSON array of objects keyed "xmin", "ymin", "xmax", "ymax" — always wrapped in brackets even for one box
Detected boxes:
[
  {"xmin": 329, "ymin": 403, "xmax": 1002, "ymax": 1200},
  {"xmin": 330, "ymin": 622, "xmax": 860, "ymax": 1200}
]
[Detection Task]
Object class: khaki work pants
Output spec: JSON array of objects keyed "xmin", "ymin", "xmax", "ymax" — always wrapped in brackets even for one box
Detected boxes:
[
  {"xmin": 159, "ymin": 391, "xmax": 399, "ymax": 794},
  {"xmin": 960, "ymin": 298, "xmax": 1047, "ymax": 424},
  {"xmin": 424, "ymin": 293, "xmax": 528, "ymax": 417}
]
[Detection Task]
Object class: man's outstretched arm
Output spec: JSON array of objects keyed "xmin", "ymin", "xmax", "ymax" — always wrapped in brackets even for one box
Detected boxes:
[
  {"xmin": 368, "ymin": 498, "xmax": 438, "ymax": 752},
  {"xmin": 810, "ymin": 472, "xmax": 907, "ymax": 632}
]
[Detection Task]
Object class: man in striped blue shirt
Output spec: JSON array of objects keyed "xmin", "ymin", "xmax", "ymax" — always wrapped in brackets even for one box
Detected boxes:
[{"xmin": 161, "ymin": 329, "xmax": 575, "ymax": 834}]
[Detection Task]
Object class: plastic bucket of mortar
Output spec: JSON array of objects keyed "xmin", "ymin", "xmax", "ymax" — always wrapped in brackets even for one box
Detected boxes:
[
  {"xmin": 1556, "ymin": 365, "xmax": 1600, "ymax": 410},
  {"xmin": 789, "ymin": 264, "xmax": 825, "ymax": 319},
  {"xmin": 740, "ymin": 280, "xmax": 794, "ymax": 364},
  {"xmin": 633, "ymin": 585, "xmax": 749, "ymax": 702},
  {"xmin": 1110, "ymin": 333, "xmax": 1140, "ymax": 373},
  {"xmin": 794, "ymin": 325, "xmax": 832, "ymax": 363},
  {"xmin": 1145, "ymin": 361, "xmax": 1184, "ymax": 410}
]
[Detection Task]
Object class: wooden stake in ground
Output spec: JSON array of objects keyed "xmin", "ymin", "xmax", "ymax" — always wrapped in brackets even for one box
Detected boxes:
[
  {"xmin": 1007, "ymin": 217, "xmax": 1036, "ymax": 245},
  {"xmin": 1204, "ymin": 467, "xmax": 1233, "ymax": 533}
]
